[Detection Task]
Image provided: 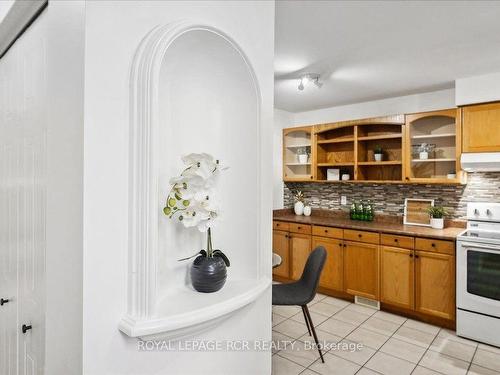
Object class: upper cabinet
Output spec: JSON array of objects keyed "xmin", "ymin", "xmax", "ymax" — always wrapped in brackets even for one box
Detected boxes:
[
  {"xmin": 462, "ymin": 102, "xmax": 500, "ymax": 153},
  {"xmin": 405, "ymin": 109, "xmax": 462, "ymax": 184},
  {"xmin": 283, "ymin": 126, "xmax": 314, "ymax": 181}
]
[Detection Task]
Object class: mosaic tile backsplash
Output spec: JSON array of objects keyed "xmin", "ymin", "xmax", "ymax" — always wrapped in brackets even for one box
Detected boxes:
[{"xmin": 284, "ymin": 173, "xmax": 500, "ymax": 220}]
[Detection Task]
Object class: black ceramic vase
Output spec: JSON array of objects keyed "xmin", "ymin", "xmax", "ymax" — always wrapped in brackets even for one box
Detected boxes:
[{"xmin": 190, "ymin": 228, "xmax": 230, "ymax": 293}]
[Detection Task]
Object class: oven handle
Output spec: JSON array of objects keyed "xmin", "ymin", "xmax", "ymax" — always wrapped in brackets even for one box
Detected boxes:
[{"xmin": 460, "ymin": 241, "xmax": 500, "ymax": 251}]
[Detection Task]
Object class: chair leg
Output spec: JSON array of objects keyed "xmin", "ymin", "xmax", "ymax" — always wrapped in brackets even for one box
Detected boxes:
[
  {"xmin": 301, "ymin": 305, "xmax": 312, "ymax": 336},
  {"xmin": 303, "ymin": 304, "xmax": 324, "ymax": 363}
]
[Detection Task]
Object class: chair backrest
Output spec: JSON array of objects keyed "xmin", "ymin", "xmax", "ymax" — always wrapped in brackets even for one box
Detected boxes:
[{"xmin": 299, "ymin": 246, "xmax": 327, "ymax": 304}]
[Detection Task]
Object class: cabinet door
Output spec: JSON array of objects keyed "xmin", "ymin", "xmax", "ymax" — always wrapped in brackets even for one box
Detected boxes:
[
  {"xmin": 272, "ymin": 230, "xmax": 290, "ymax": 278},
  {"xmin": 344, "ymin": 241, "xmax": 379, "ymax": 300},
  {"xmin": 290, "ymin": 233, "xmax": 312, "ymax": 280},
  {"xmin": 380, "ymin": 246, "xmax": 414, "ymax": 309},
  {"xmin": 415, "ymin": 251, "xmax": 455, "ymax": 320},
  {"xmin": 312, "ymin": 237, "xmax": 343, "ymax": 291},
  {"xmin": 283, "ymin": 126, "xmax": 313, "ymax": 182},
  {"xmin": 462, "ymin": 102, "xmax": 500, "ymax": 152}
]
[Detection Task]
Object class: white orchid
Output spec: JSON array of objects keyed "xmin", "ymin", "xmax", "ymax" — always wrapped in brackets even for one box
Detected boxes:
[{"xmin": 163, "ymin": 153, "xmax": 226, "ymax": 233}]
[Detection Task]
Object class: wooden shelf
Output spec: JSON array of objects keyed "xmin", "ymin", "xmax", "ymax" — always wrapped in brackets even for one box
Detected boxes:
[
  {"xmin": 286, "ymin": 162, "xmax": 311, "ymax": 166},
  {"xmin": 317, "ymin": 162, "xmax": 355, "ymax": 167},
  {"xmin": 286, "ymin": 143, "xmax": 311, "ymax": 148},
  {"xmin": 358, "ymin": 161, "xmax": 402, "ymax": 166},
  {"xmin": 411, "ymin": 158, "xmax": 455, "ymax": 163},
  {"xmin": 317, "ymin": 138, "xmax": 354, "ymax": 145},
  {"xmin": 358, "ymin": 134, "xmax": 402, "ymax": 141},
  {"xmin": 411, "ymin": 133, "xmax": 455, "ymax": 140}
]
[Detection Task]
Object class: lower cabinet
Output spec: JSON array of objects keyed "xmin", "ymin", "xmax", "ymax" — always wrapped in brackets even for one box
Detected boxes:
[
  {"xmin": 272, "ymin": 230, "xmax": 290, "ymax": 278},
  {"xmin": 290, "ymin": 233, "xmax": 312, "ymax": 280},
  {"xmin": 312, "ymin": 236, "xmax": 343, "ymax": 291},
  {"xmin": 415, "ymin": 250, "xmax": 455, "ymax": 320},
  {"xmin": 380, "ymin": 246, "xmax": 414, "ymax": 309},
  {"xmin": 344, "ymin": 241, "xmax": 379, "ymax": 300}
]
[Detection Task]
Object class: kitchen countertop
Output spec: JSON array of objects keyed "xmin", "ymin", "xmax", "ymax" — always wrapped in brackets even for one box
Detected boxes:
[{"xmin": 273, "ymin": 209, "xmax": 465, "ymax": 241}]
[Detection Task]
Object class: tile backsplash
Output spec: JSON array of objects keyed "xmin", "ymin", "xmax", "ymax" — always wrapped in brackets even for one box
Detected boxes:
[{"xmin": 284, "ymin": 172, "xmax": 500, "ymax": 220}]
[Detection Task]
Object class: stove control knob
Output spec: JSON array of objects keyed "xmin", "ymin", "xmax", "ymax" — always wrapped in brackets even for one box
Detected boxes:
[
  {"xmin": 487, "ymin": 209, "xmax": 492, "ymax": 216},
  {"xmin": 474, "ymin": 209, "xmax": 479, "ymax": 216}
]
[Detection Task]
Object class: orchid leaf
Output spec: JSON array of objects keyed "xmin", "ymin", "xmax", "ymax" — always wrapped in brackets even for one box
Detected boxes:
[{"xmin": 213, "ymin": 249, "xmax": 230, "ymax": 267}]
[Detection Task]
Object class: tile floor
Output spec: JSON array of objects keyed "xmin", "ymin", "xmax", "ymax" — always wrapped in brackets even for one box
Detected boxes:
[{"xmin": 272, "ymin": 293, "xmax": 500, "ymax": 375}]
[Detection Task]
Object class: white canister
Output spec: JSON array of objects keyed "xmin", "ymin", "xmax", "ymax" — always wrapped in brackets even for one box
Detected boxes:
[
  {"xmin": 419, "ymin": 151, "xmax": 429, "ymax": 160},
  {"xmin": 297, "ymin": 154, "xmax": 308, "ymax": 164},
  {"xmin": 303, "ymin": 205, "xmax": 312, "ymax": 216},
  {"xmin": 374, "ymin": 153, "xmax": 383, "ymax": 162},
  {"xmin": 431, "ymin": 218, "xmax": 444, "ymax": 229},
  {"xmin": 294, "ymin": 201, "xmax": 304, "ymax": 216},
  {"xmin": 341, "ymin": 174, "xmax": 350, "ymax": 181}
]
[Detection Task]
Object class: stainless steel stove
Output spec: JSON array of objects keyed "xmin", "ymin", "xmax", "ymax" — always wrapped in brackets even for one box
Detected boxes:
[{"xmin": 457, "ymin": 202, "xmax": 500, "ymax": 347}]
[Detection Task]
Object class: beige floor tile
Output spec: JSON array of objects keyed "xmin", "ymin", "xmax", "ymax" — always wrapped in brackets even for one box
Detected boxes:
[
  {"xmin": 478, "ymin": 343, "xmax": 500, "ymax": 355},
  {"xmin": 334, "ymin": 309, "xmax": 372, "ymax": 326},
  {"xmin": 290, "ymin": 310, "xmax": 328, "ymax": 326},
  {"xmin": 419, "ymin": 351, "xmax": 470, "ymax": 375},
  {"xmin": 299, "ymin": 369, "xmax": 321, "ymax": 375},
  {"xmin": 311, "ymin": 293, "xmax": 327, "ymax": 304},
  {"xmin": 343, "ymin": 303, "xmax": 378, "ymax": 316},
  {"xmin": 329, "ymin": 339, "xmax": 376, "ymax": 366},
  {"xmin": 402, "ymin": 319, "xmax": 440, "ymax": 335},
  {"xmin": 438, "ymin": 329, "xmax": 480, "ymax": 347},
  {"xmin": 411, "ymin": 366, "xmax": 442, "ymax": 375},
  {"xmin": 379, "ymin": 337, "xmax": 426, "ymax": 364},
  {"xmin": 473, "ymin": 348, "xmax": 500, "ymax": 372},
  {"xmin": 321, "ymin": 296, "xmax": 351, "ymax": 308},
  {"xmin": 272, "ymin": 354, "xmax": 305, "ymax": 375},
  {"xmin": 273, "ymin": 305, "xmax": 301, "ymax": 318},
  {"xmin": 309, "ymin": 302, "xmax": 343, "ymax": 317},
  {"xmin": 364, "ymin": 351, "xmax": 415, "ymax": 375},
  {"xmin": 346, "ymin": 327, "xmax": 390, "ymax": 350},
  {"xmin": 372, "ymin": 310, "xmax": 407, "ymax": 325},
  {"xmin": 298, "ymin": 330, "xmax": 342, "ymax": 347},
  {"xmin": 356, "ymin": 368, "xmax": 380, "ymax": 375},
  {"xmin": 393, "ymin": 326, "xmax": 436, "ymax": 348},
  {"xmin": 272, "ymin": 331, "xmax": 296, "ymax": 353},
  {"xmin": 429, "ymin": 336, "xmax": 477, "ymax": 362},
  {"xmin": 361, "ymin": 316, "xmax": 401, "ymax": 336},
  {"xmin": 274, "ymin": 320, "xmax": 310, "ymax": 339},
  {"xmin": 273, "ymin": 313, "xmax": 287, "ymax": 327},
  {"xmin": 308, "ymin": 352, "xmax": 360, "ymax": 375},
  {"xmin": 278, "ymin": 340, "xmax": 321, "ymax": 367},
  {"xmin": 317, "ymin": 317, "xmax": 357, "ymax": 337},
  {"xmin": 468, "ymin": 364, "xmax": 500, "ymax": 375}
]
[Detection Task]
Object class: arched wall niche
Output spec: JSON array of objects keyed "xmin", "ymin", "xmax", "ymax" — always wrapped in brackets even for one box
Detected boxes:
[{"xmin": 119, "ymin": 21, "xmax": 270, "ymax": 340}]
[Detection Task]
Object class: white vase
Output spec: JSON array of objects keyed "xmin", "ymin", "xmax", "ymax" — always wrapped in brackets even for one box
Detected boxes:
[
  {"xmin": 297, "ymin": 154, "xmax": 308, "ymax": 164},
  {"xmin": 419, "ymin": 151, "xmax": 429, "ymax": 160},
  {"xmin": 294, "ymin": 201, "xmax": 304, "ymax": 216},
  {"xmin": 374, "ymin": 153, "xmax": 383, "ymax": 162},
  {"xmin": 303, "ymin": 206, "xmax": 312, "ymax": 216},
  {"xmin": 431, "ymin": 218, "xmax": 444, "ymax": 229}
]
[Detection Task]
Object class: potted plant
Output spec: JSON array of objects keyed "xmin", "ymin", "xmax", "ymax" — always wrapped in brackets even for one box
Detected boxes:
[
  {"xmin": 296, "ymin": 147, "xmax": 309, "ymax": 164},
  {"xmin": 418, "ymin": 143, "xmax": 432, "ymax": 160},
  {"xmin": 293, "ymin": 190, "xmax": 305, "ymax": 215},
  {"xmin": 428, "ymin": 206, "xmax": 447, "ymax": 229},
  {"xmin": 374, "ymin": 145, "xmax": 383, "ymax": 162},
  {"xmin": 163, "ymin": 153, "xmax": 230, "ymax": 293}
]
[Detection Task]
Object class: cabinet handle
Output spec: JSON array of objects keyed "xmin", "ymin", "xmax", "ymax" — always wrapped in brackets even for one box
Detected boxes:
[
  {"xmin": 358, "ymin": 234, "xmax": 362, "ymax": 238},
  {"xmin": 405, "ymin": 177, "xmax": 410, "ymax": 181},
  {"xmin": 22, "ymin": 324, "xmax": 32, "ymax": 334},
  {"xmin": 0, "ymin": 298, "xmax": 9, "ymax": 306},
  {"xmin": 431, "ymin": 243, "xmax": 436, "ymax": 248},
  {"xmin": 409, "ymin": 253, "xmax": 413, "ymax": 258},
  {"xmin": 338, "ymin": 243, "xmax": 342, "ymax": 247},
  {"xmin": 297, "ymin": 226, "xmax": 301, "ymax": 230},
  {"xmin": 394, "ymin": 238, "xmax": 399, "ymax": 242},
  {"xmin": 276, "ymin": 223, "xmax": 279, "ymax": 227},
  {"xmin": 324, "ymin": 230, "xmax": 328, "ymax": 233},
  {"xmin": 415, "ymin": 254, "xmax": 420, "ymax": 259},
  {"xmin": 343, "ymin": 244, "xmax": 347, "ymax": 248}
]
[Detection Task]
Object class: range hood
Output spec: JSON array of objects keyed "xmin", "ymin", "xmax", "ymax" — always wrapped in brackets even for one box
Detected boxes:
[{"xmin": 461, "ymin": 152, "xmax": 500, "ymax": 172}]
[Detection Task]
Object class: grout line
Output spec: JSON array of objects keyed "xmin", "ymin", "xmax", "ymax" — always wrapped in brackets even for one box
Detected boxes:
[{"xmin": 467, "ymin": 345, "xmax": 479, "ymax": 373}]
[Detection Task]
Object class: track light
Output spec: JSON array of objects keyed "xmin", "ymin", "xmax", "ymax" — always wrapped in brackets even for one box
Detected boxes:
[{"xmin": 298, "ymin": 73, "xmax": 322, "ymax": 91}]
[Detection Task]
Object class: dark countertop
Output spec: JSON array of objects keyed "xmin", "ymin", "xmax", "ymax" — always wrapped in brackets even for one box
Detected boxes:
[{"xmin": 273, "ymin": 209, "xmax": 465, "ymax": 241}]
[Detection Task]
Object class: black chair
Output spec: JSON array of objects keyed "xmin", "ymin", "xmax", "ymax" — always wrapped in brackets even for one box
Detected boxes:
[{"xmin": 272, "ymin": 246, "xmax": 327, "ymax": 363}]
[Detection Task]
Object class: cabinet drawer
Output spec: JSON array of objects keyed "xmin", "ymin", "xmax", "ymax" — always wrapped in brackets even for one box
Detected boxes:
[
  {"xmin": 415, "ymin": 238, "xmax": 454, "ymax": 255},
  {"xmin": 381, "ymin": 234, "xmax": 414, "ymax": 249},
  {"xmin": 289, "ymin": 223, "xmax": 312, "ymax": 235},
  {"xmin": 312, "ymin": 225, "xmax": 343, "ymax": 239},
  {"xmin": 273, "ymin": 221, "xmax": 290, "ymax": 231},
  {"xmin": 344, "ymin": 229, "xmax": 379, "ymax": 244}
]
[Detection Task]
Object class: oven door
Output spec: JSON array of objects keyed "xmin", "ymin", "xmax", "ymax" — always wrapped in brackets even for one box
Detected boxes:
[{"xmin": 457, "ymin": 241, "xmax": 500, "ymax": 318}]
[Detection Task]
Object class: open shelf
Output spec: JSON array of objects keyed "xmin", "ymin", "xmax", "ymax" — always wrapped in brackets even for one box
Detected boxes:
[
  {"xmin": 411, "ymin": 133, "xmax": 455, "ymax": 140},
  {"xmin": 358, "ymin": 161, "xmax": 402, "ymax": 166},
  {"xmin": 286, "ymin": 143, "xmax": 311, "ymax": 148},
  {"xmin": 283, "ymin": 127, "xmax": 313, "ymax": 181},
  {"xmin": 317, "ymin": 138, "xmax": 355, "ymax": 144},
  {"xmin": 317, "ymin": 162, "xmax": 355, "ymax": 167},
  {"xmin": 286, "ymin": 162, "xmax": 311, "ymax": 166},
  {"xmin": 358, "ymin": 133, "xmax": 402, "ymax": 141},
  {"xmin": 411, "ymin": 158, "xmax": 455, "ymax": 163}
]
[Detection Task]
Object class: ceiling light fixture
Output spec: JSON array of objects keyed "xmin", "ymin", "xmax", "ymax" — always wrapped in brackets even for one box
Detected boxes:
[{"xmin": 298, "ymin": 73, "xmax": 323, "ymax": 91}]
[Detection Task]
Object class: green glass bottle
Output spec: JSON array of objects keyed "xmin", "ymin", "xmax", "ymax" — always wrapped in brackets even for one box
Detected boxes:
[
  {"xmin": 366, "ymin": 200, "xmax": 374, "ymax": 221},
  {"xmin": 355, "ymin": 200, "xmax": 363, "ymax": 221},
  {"xmin": 350, "ymin": 202, "xmax": 356, "ymax": 220}
]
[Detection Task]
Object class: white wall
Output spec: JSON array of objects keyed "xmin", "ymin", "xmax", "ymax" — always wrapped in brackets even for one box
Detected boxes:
[
  {"xmin": 456, "ymin": 72, "xmax": 500, "ymax": 105},
  {"xmin": 82, "ymin": 2, "xmax": 274, "ymax": 375},
  {"xmin": 290, "ymin": 88, "xmax": 455, "ymax": 125},
  {"xmin": 273, "ymin": 109, "xmax": 293, "ymax": 208}
]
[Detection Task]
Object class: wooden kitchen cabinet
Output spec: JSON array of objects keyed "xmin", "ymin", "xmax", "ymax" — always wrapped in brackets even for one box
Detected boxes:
[
  {"xmin": 380, "ymin": 246, "xmax": 414, "ymax": 309},
  {"xmin": 272, "ymin": 230, "xmax": 290, "ymax": 278},
  {"xmin": 312, "ymin": 236, "xmax": 343, "ymax": 291},
  {"xmin": 462, "ymin": 102, "xmax": 500, "ymax": 152},
  {"xmin": 344, "ymin": 241, "xmax": 379, "ymax": 300},
  {"xmin": 290, "ymin": 233, "xmax": 312, "ymax": 280},
  {"xmin": 415, "ymin": 250, "xmax": 455, "ymax": 320}
]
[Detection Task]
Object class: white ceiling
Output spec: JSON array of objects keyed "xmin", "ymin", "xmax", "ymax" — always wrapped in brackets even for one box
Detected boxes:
[{"xmin": 275, "ymin": 1, "xmax": 500, "ymax": 112}]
